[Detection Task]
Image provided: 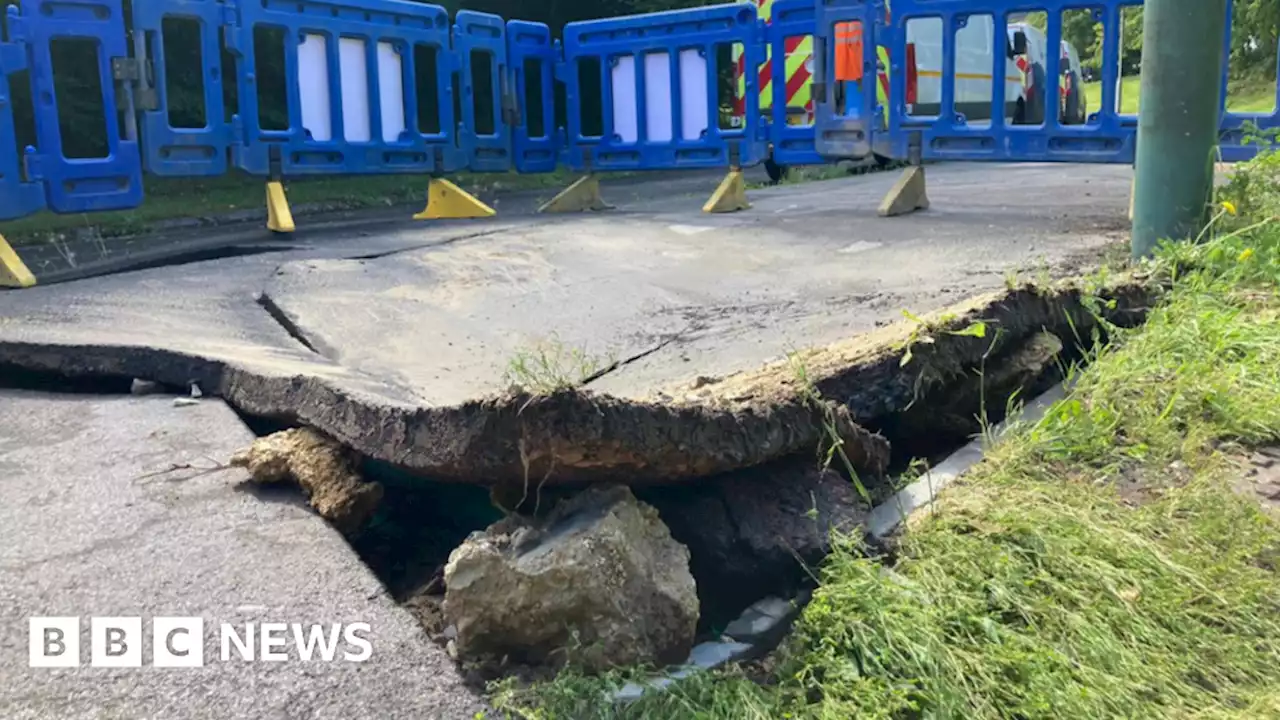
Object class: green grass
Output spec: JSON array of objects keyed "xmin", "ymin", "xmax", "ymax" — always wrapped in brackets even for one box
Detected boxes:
[
  {"xmin": 1083, "ymin": 74, "xmax": 1277, "ymax": 116},
  {"xmin": 489, "ymin": 151, "xmax": 1280, "ymax": 719},
  {"xmin": 504, "ymin": 338, "xmax": 617, "ymax": 394},
  {"xmin": 0, "ymin": 168, "xmax": 590, "ymax": 246}
]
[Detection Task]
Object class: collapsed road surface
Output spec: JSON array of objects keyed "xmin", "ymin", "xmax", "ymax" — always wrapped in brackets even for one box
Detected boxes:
[
  {"xmin": 0, "ymin": 162, "xmax": 1136, "ymax": 714},
  {"xmin": 0, "ymin": 163, "xmax": 1132, "ymax": 484}
]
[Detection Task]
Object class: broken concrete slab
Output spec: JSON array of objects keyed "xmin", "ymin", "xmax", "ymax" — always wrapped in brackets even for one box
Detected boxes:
[
  {"xmin": 444, "ymin": 485, "xmax": 699, "ymax": 672},
  {"xmin": 0, "ymin": 164, "xmax": 1138, "ymax": 487},
  {"xmin": 0, "ymin": 390, "xmax": 487, "ymax": 720}
]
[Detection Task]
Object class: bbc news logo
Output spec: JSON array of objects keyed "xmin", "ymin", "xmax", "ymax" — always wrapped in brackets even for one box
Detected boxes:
[{"xmin": 29, "ymin": 617, "xmax": 372, "ymax": 668}]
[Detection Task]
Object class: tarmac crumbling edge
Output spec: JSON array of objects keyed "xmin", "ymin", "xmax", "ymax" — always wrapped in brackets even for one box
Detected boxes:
[{"xmin": 0, "ymin": 277, "xmax": 1156, "ymax": 486}]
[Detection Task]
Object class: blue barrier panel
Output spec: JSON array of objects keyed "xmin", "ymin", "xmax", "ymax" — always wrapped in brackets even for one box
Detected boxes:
[
  {"xmin": 0, "ymin": 10, "xmax": 45, "ymax": 221},
  {"xmin": 455, "ymin": 10, "xmax": 511, "ymax": 172},
  {"xmin": 766, "ymin": 0, "xmax": 824, "ymax": 167},
  {"xmin": 132, "ymin": 0, "xmax": 230, "ymax": 176},
  {"xmin": 507, "ymin": 20, "xmax": 559, "ymax": 173},
  {"xmin": 8, "ymin": 0, "xmax": 143, "ymax": 213},
  {"xmin": 225, "ymin": 0, "xmax": 465, "ymax": 176},
  {"xmin": 853, "ymin": 0, "xmax": 1139, "ymax": 164},
  {"xmin": 811, "ymin": 0, "xmax": 881, "ymax": 159},
  {"xmin": 560, "ymin": 3, "xmax": 767, "ymax": 172}
]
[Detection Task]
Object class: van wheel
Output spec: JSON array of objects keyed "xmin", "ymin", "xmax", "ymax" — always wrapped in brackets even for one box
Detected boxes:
[
  {"xmin": 1063, "ymin": 79, "xmax": 1083, "ymax": 125},
  {"xmin": 1025, "ymin": 63, "xmax": 1047, "ymax": 125}
]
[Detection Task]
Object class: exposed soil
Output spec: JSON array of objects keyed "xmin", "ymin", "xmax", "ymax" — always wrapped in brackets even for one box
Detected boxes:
[{"xmin": 1235, "ymin": 446, "xmax": 1280, "ymax": 512}]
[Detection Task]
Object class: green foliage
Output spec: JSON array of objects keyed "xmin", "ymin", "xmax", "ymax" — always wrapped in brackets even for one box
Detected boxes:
[
  {"xmin": 1230, "ymin": 0, "xmax": 1280, "ymax": 81},
  {"xmin": 504, "ymin": 338, "xmax": 615, "ymax": 394},
  {"xmin": 1221, "ymin": 125, "xmax": 1280, "ymax": 221}
]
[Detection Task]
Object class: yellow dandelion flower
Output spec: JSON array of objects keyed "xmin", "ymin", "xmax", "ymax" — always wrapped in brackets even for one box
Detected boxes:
[
  {"xmin": 1222, "ymin": 200, "xmax": 1238, "ymax": 216},
  {"xmin": 1238, "ymin": 248, "xmax": 1254, "ymax": 262}
]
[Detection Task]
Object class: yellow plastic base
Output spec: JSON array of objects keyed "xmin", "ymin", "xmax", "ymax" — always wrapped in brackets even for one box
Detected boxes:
[
  {"xmin": 702, "ymin": 169, "xmax": 750, "ymax": 214},
  {"xmin": 877, "ymin": 165, "xmax": 930, "ymax": 217},
  {"xmin": 266, "ymin": 180, "xmax": 295, "ymax": 233},
  {"xmin": 0, "ymin": 232, "xmax": 36, "ymax": 288},
  {"xmin": 413, "ymin": 178, "xmax": 496, "ymax": 220},
  {"xmin": 538, "ymin": 174, "xmax": 613, "ymax": 213}
]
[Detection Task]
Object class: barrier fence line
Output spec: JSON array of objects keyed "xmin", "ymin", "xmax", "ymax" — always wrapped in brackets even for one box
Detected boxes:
[
  {"xmin": 812, "ymin": 0, "xmax": 1279, "ymax": 165},
  {"xmin": 0, "ymin": 0, "xmax": 1277, "ymax": 238}
]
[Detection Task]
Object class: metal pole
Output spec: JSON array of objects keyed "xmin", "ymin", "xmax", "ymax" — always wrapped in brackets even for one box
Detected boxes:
[{"xmin": 1131, "ymin": 0, "xmax": 1229, "ymax": 259}]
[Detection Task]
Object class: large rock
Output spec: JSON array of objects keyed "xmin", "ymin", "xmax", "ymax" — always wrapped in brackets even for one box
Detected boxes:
[
  {"xmin": 637, "ymin": 457, "xmax": 869, "ymax": 629},
  {"xmin": 443, "ymin": 485, "xmax": 699, "ymax": 672}
]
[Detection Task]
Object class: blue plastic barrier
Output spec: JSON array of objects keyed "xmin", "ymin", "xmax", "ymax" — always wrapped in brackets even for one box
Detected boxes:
[
  {"xmin": 0, "ymin": 9, "xmax": 45, "ymax": 221},
  {"xmin": 818, "ymin": 0, "xmax": 1140, "ymax": 164},
  {"xmin": 815, "ymin": 0, "xmax": 1278, "ymax": 165},
  {"xmin": 507, "ymin": 20, "xmax": 559, "ymax": 173},
  {"xmin": 811, "ymin": 0, "xmax": 881, "ymax": 160},
  {"xmin": 766, "ymin": 0, "xmax": 824, "ymax": 167},
  {"xmin": 560, "ymin": 3, "xmax": 768, "ymax": 172},
  {"xmin": 224, "ymin": 0, "xmax": 466, "ymax": 176},
  {"xmin": 455, "ymin": 10, "xmax": 511, "ymax": 173},
  {"xmin": 4, "ymin": 0, "xmax": 144, "ymax": 215},
  {"xmin": 3, "ymin": 0, "xmax": 1280, "ymax": 227},
  {"xmin": 132, "ymin": 0, "xmax": 230, "ymax": 176}
]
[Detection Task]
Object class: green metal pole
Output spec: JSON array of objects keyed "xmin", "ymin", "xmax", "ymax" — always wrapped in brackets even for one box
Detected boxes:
[{"xmin": 1131, "ymin": 0, "xmax": 1229, "ymax": 259}]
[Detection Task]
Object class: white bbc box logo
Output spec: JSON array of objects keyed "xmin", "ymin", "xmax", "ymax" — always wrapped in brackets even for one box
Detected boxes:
[
  {"xmin": 30, "ymin": 617, "xmax": 205, "ymax": 668},
  {"xmin": 154, "ymin": 617, "xmax": 204, "ymax": 667},
  {"xmin": 91, "ymin": 617, "xmax": 143, "ymax": 667},
  {"xmin": 29, "ymin": 617, "xmax": 79, "ymax": 668}
]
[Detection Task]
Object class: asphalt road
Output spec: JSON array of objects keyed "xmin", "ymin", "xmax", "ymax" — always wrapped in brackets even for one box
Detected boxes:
[{"xmin": 0, "ymin": 390, "xmax": 488, "ymax": 719}]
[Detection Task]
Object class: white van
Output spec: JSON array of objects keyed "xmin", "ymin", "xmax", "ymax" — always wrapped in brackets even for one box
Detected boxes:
[{"xmin": 906, "ymin": 18, "xmax": 1051, "ymax": 124}]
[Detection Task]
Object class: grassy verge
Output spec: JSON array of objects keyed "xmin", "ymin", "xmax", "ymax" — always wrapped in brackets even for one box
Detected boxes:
[
  {"xmin": 489, "ymin": 151, "xmax": 1280, "ymax": 718},
  {"xmin": 0, "ymin": 168, "xmax": 592, "ymax": 246},
  {"xmin": 1083, "ymin": 75, "xmax": 1277, "ymax": 116}
]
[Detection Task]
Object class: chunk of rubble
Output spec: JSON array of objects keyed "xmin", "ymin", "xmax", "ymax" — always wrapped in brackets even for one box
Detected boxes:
[
  {"xmin": 230, "ymin": 427, "xmax": 383, "ymax": 536},
  {"xmin": 443, "ymin": 485, "xmax": 698, "ymax": 673}
]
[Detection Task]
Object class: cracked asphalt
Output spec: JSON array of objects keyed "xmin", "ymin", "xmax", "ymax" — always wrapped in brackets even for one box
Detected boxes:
[
  {"xmin": 2, "ymin": 163, "xmax": 1130, "ymax": 405},
  {"xmin": 0, "ymin": 162, "xmax": 1132, "ymax": 717}
]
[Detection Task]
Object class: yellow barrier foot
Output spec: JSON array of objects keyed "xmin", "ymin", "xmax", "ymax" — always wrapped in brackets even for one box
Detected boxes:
[
  {"xmin": 702, "ymin": 169, "xmax": 750, "ymax": 214},
  {"xmin": 413, "ymin": 178, "xmax": 496, "ymax": 220},
  {"xmin": 537, "ymin": 174, "xmax": 613, "ymax": 213},
  {"xmin": 266, "ymin": 180, "xmax": 296, "ymax": 233},
  {"xmin": 877, "ymin": 165, "xmax": 930, "ymax": 217},
  {"xmin": 0, "ymin": 232, "xmax": 36, "ymax": 288}
]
